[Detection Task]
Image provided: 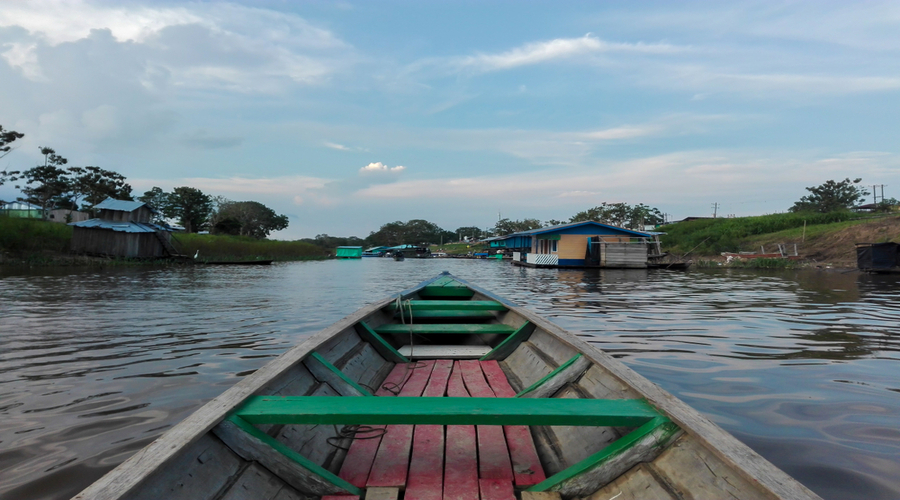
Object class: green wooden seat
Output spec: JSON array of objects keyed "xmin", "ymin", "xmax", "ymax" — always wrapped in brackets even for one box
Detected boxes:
[
  {"xmin": 233, "ymin": 396, "xmax": 661, "ymax": 427},
  {"xmin": 387, "ymin": 300, "xmax": 507, "ymax": 312},
  {"xmin": 393, "ymin": 310, "xmax": 497, "ymax": 320},
  {"xmin": 418, "ymin": 286, "xmax": 476, "ymax": 298},
  {"xmin": 374, "ymin": 323, "xmax": 516, "ymax": 335}
]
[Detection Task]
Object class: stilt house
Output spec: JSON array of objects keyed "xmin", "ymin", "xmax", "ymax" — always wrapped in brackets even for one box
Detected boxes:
[
  {"xmin": 499, "ymin": 221, "xmax": 653, "ymax": 268},
  {"xmin": 70, "ymin": 198, "xmax": 178, "ymax": 258}
]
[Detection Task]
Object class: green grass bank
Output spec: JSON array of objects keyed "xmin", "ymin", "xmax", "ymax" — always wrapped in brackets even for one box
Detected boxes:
[{"xmin": 0, "ymin": 217, "xmax": 329, "ymax": 266}]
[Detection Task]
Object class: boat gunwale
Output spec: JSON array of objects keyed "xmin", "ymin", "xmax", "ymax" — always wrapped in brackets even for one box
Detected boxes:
[
  {"xmin": 449, "ymin": 273, "xmax": 820, "ymax": 500},
  {"xmin": 73, "ymin": 272, "xmax": 820, "ymax": 500}
]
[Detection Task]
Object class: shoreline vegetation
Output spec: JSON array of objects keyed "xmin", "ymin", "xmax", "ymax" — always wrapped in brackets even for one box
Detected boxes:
[
  {"xmin": 0, "ymin": 217, "xmax": 329, "ymax": 267},
  {"xmin": 2, "ymin": 211, "xmax": 898, "ymax": 269}
]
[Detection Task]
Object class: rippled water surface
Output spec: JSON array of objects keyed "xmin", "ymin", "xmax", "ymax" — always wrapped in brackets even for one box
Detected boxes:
[{"xmin": 1, "ymin": 259, "xmax": 899, "ymax": 500}]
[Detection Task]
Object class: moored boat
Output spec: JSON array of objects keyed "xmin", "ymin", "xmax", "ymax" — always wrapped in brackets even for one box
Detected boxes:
[{"xmin": 74, "ymin": 272, "xmax": 820, "ymax": 500}]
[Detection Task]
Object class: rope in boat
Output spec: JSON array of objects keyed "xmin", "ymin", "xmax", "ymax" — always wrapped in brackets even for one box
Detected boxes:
[
  {"xmin": 327, "ymin": 424, "xmax": 387, "ymax": 450},
  {"xmin": 381, "ymin": 295, "xmax": 426, "ymax": 395}
]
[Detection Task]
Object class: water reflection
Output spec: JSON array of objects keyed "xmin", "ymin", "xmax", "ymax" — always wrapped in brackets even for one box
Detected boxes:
[{"xmin": 1, "ymin": 262, "xmax": 899, "ymax": 500}]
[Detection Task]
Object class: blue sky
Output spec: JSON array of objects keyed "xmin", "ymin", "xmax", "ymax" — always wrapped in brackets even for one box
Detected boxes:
[{"xmin": 1, "ymin": 1, "xmax": 898, "ymax": 239}]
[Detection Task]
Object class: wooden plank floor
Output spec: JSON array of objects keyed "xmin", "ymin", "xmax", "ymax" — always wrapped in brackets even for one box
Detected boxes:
[{"xmin": 336, "ymin": 359, "xmax": 546, "ymax": 499}]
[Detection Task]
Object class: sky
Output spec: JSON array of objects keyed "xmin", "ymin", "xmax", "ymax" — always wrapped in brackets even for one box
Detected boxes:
[{"xmin": 1, "ymin": 0, "xmax": 899, "ymax": 240}]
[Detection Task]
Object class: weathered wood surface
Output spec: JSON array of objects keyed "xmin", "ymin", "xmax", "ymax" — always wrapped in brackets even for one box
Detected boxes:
[
  {"xmin": 520, "ymin": 492, "xmax": 563, "ymax": 500},
  {"xmin": 652, "ymin": 434, "xmax": 772, "ymax": 500},
  {"xmin": 337, "ymin": 363, "xmax": 408, "ymax": 488},
  {"xmin": 479, "ymin": 477, "xmax": 516, "ymax": 500},
  {"xmin": 480, "ymin": 322, "xmax": 534, "ymax": 361},
  {"xmin": 303, "ymin": 352, "xmax": 370, "ymax": 397},
  {"xmin": 538, "ymin": 417, "xmax": 682, "ymax": 498},
  {"xmin": 273, "ymin": 383, "xmax": 342, "ymax": 469},
  {"xmin": 580, "ymin": 463, "xmax": 677, "ymax": 500},
  {"xmin": 479, "ymin": 290, "xmax": 823, "ymax": 500},
  {"xmin": 517, "ymin": 354, "xmax": 591, "ymax": 399},
  {"xmin": 212, "ymin": 418, "xmax": 352, "ymax": 496},
  {"xmin": 367, "ymin": 360, "xmax": 436, "ymax": 487},
  {"xmin": 364, "ymin": 487, "xmax": 401, "ymax": 500},
  {"xmin": 501, "ymin": 342, "xmax": 554, "ymax": 390},
  {"xmin": 480, "ymin": 360, "xmax": 547, "ymax": 487},
  {"xmin": 458, "ymin": 360, "xmax": 514, "ymax": 482},
  {"xmin": 219, "ymin": 463, "xmax": 306, "ymax": 500},
  {"xmin": 72, "ymin": 293, "xmax": 397, "ymax": 500},
  {"xmin": 405, "ymin": 360, "xmax": 452, "ymax": 500},
  {"xmin": 124, "ymin": 434, "xmax": 243, "ymax": 500},
  {"xmin": 443, "ymin": 362, "xmax": 479, "ymax": 500},
  {"xmin": 398, "ymin": 345, "xmax": 492, "ymax": 359}
]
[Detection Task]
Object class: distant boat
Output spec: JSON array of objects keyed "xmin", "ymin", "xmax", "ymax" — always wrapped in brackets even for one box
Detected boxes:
[{"xmin": 202, "ymin": 260, "xmax": 273, "ymax": 266}]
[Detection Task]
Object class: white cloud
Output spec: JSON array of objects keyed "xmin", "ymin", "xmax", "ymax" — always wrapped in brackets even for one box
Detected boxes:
[
  {"xmin": 446, "ymin": 34, "xmax": 684, "ymax": 73},
  {"xmin": 359, "ymin": 162, "xmax": 405, "ymax": 174},
  {"xmin": 325, "ymin": 142, "xmax": 350, "ymax": 151}
]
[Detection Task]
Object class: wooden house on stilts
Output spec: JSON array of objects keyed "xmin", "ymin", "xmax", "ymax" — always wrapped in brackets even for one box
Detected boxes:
[
  {"xmin": 69, "ymin": 198, "xmax": 182, "ymax": 258},
  {"xmin": 494, "ymin": 221, "xmax": 653, "ymax": 269}
]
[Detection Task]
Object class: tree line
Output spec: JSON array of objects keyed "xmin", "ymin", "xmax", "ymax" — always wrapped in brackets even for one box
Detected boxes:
[{"xmin": 0, "ymin": 125, "xmax": 288, "ymax": 239}]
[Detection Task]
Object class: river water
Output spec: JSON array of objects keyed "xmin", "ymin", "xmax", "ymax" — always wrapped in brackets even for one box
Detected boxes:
[{"xmin": 1, "ymin": 259, "xmax": 898, "ymax": 500}]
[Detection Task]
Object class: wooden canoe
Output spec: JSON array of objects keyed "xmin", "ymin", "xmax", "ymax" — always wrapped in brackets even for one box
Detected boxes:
[{"xmin": 73, "ymin": 272, "xmax": 821, "ymax": 500}]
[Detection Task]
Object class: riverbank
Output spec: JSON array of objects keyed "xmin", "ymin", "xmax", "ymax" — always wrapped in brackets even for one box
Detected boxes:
[
  {"xmin": 662, "ymin": 212, "xmax": 900, "ymax": 268},
  {"xmin": 0, "ymin": 217, "xmax": 329, "ymax": 267}
]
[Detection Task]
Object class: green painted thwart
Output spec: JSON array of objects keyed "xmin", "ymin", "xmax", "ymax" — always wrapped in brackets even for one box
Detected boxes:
[
  {"xmin": 308, "ymin": 352, "xmax": 372, "ymax": 396},
  {"xmin": 526, "ymin": 416, "xmax": 678, "ymax": 492},
  {"xmin": 356, "ymin": 322, "xmax": 409, "ymax": 363},
  {"xmin": 227, "ymin": 415, "xmax": 363, "ymax": 496},
  {"xmin": 516, "ymin": 353, "xmax": 584, "ymax": 397},
  {"xmin": 396, "ymin": 310, "xmax": 497, "ymax": 320},
  {"xmin": 374, "ymin": 323, "xmax": 516, "ymax": 335},
  {"xmin": 233, "ymin": 396, "xmax": 661, "ymax": 427},
  {"xmin": 481, "ymin": 322, "xmax": 534, "ymax": 360},
  {"xmin": 387, "ymin": 300, "xmax": 507, "ymax": 311}
]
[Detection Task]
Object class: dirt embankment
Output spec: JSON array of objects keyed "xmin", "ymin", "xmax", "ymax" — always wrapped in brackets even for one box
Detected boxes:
[
  {"xmin": 800, "ymin": 216, "xmax": 900, "ymax": 266},
  {"xmin": 737, "ymin": 216, "xmax": 900, "ymax": 268}
]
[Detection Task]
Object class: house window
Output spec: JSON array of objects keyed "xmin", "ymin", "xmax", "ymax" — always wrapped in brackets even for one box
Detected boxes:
[{"xmin": 551, "ymin": 240, "xmax": 557, "ymax": 252}]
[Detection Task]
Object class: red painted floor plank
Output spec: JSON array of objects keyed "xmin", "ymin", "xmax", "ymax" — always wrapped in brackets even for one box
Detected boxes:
[
  {"xmin": 405, "ymin": 360, "xmax": 452, "ymax": 500},
  {"xmin": 481, "ymin": 361, "xmax": 547, "ymax": 486},
  {"xmin": 479, "ymin": 478, "xmax": 516, "ymax": 500},
  {"xmin": 321, "ymin": 497, "xmax": 360, "ymax": 500},
  {"xmin": 458, "ymin": 360, "xmax": 513, "ymax": 481},
  {"xmin": 367, "ymin": 360, "xmax": 436, "ymax": 487},
  {"xmin": 443, "ymin": 362, "xmax": 479, "ymax": 500},
  {"xmin": 337, "ymin": 363, "xmax": 411, "ymax": 487}
]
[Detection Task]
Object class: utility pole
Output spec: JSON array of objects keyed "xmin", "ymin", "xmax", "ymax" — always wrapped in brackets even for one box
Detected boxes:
[
  {"xmin": 712, "ymin": 202, "xmax": 719, "ymax": 218},
  {"xmin": 871, "ymin": 185, "xmax": 886, "ymax": 205}
]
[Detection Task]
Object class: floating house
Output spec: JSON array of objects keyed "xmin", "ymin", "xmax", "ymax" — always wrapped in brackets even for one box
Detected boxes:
[
  {"xmin": 385, "ymin": 244, "xmax": 431, "ymax": 259},
  {"xmin": 1, "ymin": 201, "xmax": 44, "ymax": 219},
  {"xmin": 362, "ymin": 246, "xmax": 389, "ymax": 257},
  {"xmin": 497, "ymin": 221, "xmax": 653, "ymax": 269},
  {"xmin": 70, "ymin": 198, "xmax": 178, "ymax": 258},
  {"xmin": 856, "ymin": 242, "xmax": 900, "ymax": 273},
  {"xmin": 335, "ymin": 246, "xmax": 363, "ymax": 259}
]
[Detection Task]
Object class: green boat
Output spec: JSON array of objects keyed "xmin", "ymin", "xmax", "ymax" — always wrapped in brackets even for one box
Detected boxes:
[{"xmin": 74, "ymin": 272, "xmax": 820, "ymax": 500}]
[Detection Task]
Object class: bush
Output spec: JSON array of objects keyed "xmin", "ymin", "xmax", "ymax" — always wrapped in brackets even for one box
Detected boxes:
[
  {"xmin": 659, "ymin": 211, "xmax": 861, "ymax": 255},
  {"xmin": 0, "ymin": 216, "xmax": 72, "ymax": 255},
  {"xmin": 172, "ymin": 233, "xmax": 329, "ymax": 261}
]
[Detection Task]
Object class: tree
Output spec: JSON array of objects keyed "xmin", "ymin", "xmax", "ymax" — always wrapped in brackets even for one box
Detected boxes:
[
  {"xmin": 493, "ymin": 218, "xmax": 543, "ymax": 236},
  {"xmin": 138, "ymin": 187, "xmax": 169, "ymax": 223},
  {"xmin": 164, "ymin": 186, "xmax": 212, "ymax": 233},
  {"xmin": 211, "ymin": 200, "xmax": 289, "ymax": 239},
  {"xmin": 0, "ymin": 125, "xmax": 24, "ymax": 160},
  {"xmin": 69, "ymin": 166, "xmax": 133, "ymax": 214},
  {"xmin": 570, "ymin": 202, "xmax": 663, "ymax": 229},
  {"xmin": 366, "ymin": 219, "xmax": 453, "ymax": 246},
  {"xmin": 15, "ymin": 147, "xmax": 69, "ymax": 219},
  {"xmin": 0, "ymin": 125, "xmax": 24, "ymax": 186},
  {"xmin": 789, "ymin": 178, "xmax": 867, "ymax": 213},
  {"xmin": 454, "ymin": 226, "xmax": 485, "ymax": 241}
]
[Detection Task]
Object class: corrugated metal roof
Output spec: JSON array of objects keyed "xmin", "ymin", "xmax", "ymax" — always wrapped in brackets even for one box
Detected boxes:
[
  {"xmin": 69, "ymin": 219, "xmax": 170, "ymax": 233},
  {"xmin": 498, "ymin": 221, "xmax": 651, "ymax": 239},
  {"xmin": 94, "ymin": 198, "xmax": 158, "ymax": 214}
]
